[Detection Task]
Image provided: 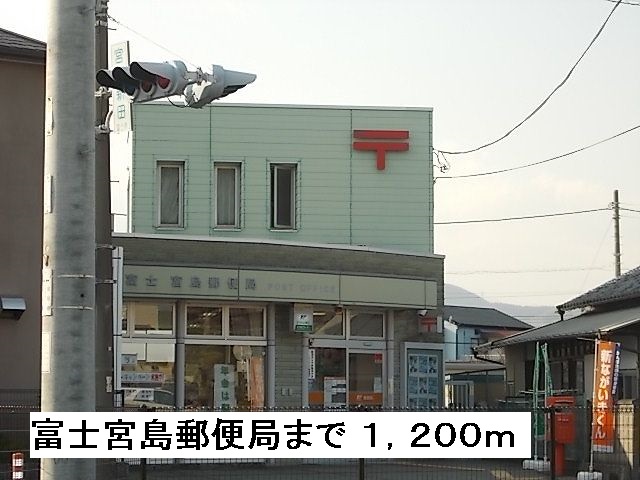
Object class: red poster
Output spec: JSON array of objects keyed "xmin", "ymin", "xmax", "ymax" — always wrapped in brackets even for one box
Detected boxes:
[{"xmin": 591, "ymin": 340, "xmax": 620, "ymax": 453}]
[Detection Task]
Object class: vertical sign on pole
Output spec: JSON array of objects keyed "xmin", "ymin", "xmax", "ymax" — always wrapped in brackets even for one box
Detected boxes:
[
  {"xmin": 591, "ymin": 340, "xmax": 621, "ymax": 453},
  {"xmin": 110, "ymin": 41, "xmax": 132, "ymax": 133}
]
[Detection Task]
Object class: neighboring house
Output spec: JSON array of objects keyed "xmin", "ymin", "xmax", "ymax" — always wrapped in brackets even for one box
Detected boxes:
[
  {"xmin": 0, "ymin": 28, "xmax": 45, "ymax": 399},
  {"xmin": 479, "ymin": 266, "xmax": 640, "ymax": 402},
  {"xmin": 442, "ymin": 305, "xmax": 530, "ymax": 407},
  {"xmin": 112, "ymin": 103, "xmax": 446, "ymax": 411},
  {"xmin": 477, "ymin": 267, "xmax": 640, "ymax": 476}
]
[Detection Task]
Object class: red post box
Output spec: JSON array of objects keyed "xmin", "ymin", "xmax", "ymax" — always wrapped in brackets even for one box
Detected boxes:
[
  {"xmin": 546, "ymin": 395, "xmax": 576, "ymax": 443},
  {"xmin": 546, "ymin": 395, "xmax": 577, "ymax": 476}
]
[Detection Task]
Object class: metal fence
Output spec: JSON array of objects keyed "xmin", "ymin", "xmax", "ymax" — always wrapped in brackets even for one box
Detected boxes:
[
  {"xmin": 0, "ymin": 390, "xmax": 39, "ymax": 480},
  {"xmin": 2, "ymin": 392, "xmax": 638, "ymax": 480}
]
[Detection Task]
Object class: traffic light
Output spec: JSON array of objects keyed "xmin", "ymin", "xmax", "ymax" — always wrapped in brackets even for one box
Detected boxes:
[
  {"xmin": 97, "ymin": 61, "xmax": 256, "ymax": 108},
  {"xmin": 184, "ymin": 65, "xmax": 257, "ymax": 108},
  {"xmin": 96, "ymin": 60, "xmax": 190, "ymax": 103}
]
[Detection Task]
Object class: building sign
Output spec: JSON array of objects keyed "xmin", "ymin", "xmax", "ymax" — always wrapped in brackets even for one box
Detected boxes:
[
  {"xmin": 120, "ymin": 372, "xmax": 164, "ymax": 384},
  {"xmin": 293, "ymin": 303, "xmax": 313, "ymax": 333},
  {"xmin": 418, "ymin": 311, "xmax": 442, "ymax": 333},
  {"xmin": 352, "ymin": 129, "xmax": 409, "ymax": 170},
  {"xmin": 308, "ymin": 348, "xmax": 316, "ymax": 380},
  {"xmin": 121, "ymin": 354, "xmax": 137, "ymax": 366},
  {"xmin": 213, "ymin": 364, "xmax": 237, "ymax": 409},
  {"xmin": 110, "ymin": 41, "xmax": 132, "ymax": 133},
  {"xmin": 122, "ymin": 266, "xmax": 437, "ymax": 308},
  {"xmin": 591, "ymin": 340, "xmax": 621, "ymax": 453}
]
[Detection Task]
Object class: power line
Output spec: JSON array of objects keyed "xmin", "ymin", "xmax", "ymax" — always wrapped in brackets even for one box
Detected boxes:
[
  {"xmin": 446, "ymin": 266, "xmax": 610, "ymax": 275},
  {"xmin": 435, "ymin": 123, "xmax": 640, "ymax": 180},
  {"xmin": 435, "ymin": 0, "xmax": 622, "ymax": 156},
  {"xmin": 579, "ymin": 218, "xmax": 613, "ymax": 292},
  {"xmin": 107, "ymin": 14, "xmax": 197, "ymax": 68},
  {"xmin": 621, "ymin": 207, "xmax": 640, "ymax": 214},
  {"xmin": 605, "ymin": 0, "xmax": 640, "ymax": 5},
  {"xmin": 435, "ymin": 207, "xmax": 609, "ymax": 225},
  {"xmin": 447, "ymin": 292, "xmax": 578, "ymax": 298}
]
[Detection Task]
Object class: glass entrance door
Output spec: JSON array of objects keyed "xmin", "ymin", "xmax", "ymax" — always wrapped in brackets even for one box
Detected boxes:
[
  {"xmin": 308, "ymin": 347, "xmax": 346, "ymax": 409},
  {"xmin": 349, "ymin": 351, "xmax": 384, "ymax": 408},
  {"xmin": 308, "ymin": 347, "xmax": 384, "ymax": 409}
]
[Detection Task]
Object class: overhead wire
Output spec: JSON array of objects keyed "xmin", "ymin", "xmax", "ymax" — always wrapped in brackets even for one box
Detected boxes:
[
  {"xmin": 435, "ymin": 0, "xmax": 623, "ymax": 156},
  {"xmin": 578, "ymin": 218, "xmax": 613, "ymax": 292},
  {"xmin": 435, "ymin": 123, "xmax": 640, "ymax": 180},
  {"xmin": 106, "ymin": 14, "xmax": 197, "ymax": 68},
  {"xmin": 605, "ymin": 0, "xmax": 640, "ymax": 5},
  {"xmin": 447, "ymin": 292, "xmax": 579, "ymax": 299},
  {"xmin": 446, "ymin": 266, "xmax": 610, "ymax": 275},
  {"xmin": 620, "ymin": 207, "xmax": 640, "ymax": 214},
  {"xmin": 434, "ymin": 207, "xmax": 609, "ymax": 225}
]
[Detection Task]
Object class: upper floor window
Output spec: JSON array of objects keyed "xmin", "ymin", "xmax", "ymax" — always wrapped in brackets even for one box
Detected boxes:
[
  {"xmin": 214, "ymin": 163, "xmax": 240, "ymax": 229},
  {"xmin": 270, "ymin": 164, "xmax": 297, "ymax": 230},
  {"xmin": 157, "ymin": 161, "xmax": 184, "ymax": 227}
]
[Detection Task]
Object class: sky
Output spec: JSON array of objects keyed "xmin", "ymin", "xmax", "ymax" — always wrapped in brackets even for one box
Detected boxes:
[{"xmin": 4, "ymin": 0, "xmax": 640, "ymax": 311}]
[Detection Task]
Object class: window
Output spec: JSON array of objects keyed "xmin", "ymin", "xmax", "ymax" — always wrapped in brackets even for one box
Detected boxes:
[
  {"xmin": 229, "ymin": 307, "xmax": 264, "ymax": 337},
  {"xmin": 187, "ymin": 306, "xmax": 223, "ymax": 335},
  {"xmin": 214, "ymin": 163, "xmax": 240, "ymax": 228},
  {"xmin": 123, "ymin": 301, "xmax": 174, "ymax": 336},
  {"xmin": 185, "ymin": 345, "xmax": 265, "ymax": 409},
  {"xmin": 270, "ymin": 164, "xmax": 296, "ymax": 229},
  {"xmin": 349, "ymin": 311, "xmax": 384, "ymax": 338},
  {"xmin": 619, "ymin": 372, "xmax": 638, "ymax": 400},
  {"xmin": 157, "ymin": 162, "xmax": 183, "ymax": 227},
  {"xmin": 121, "ymin": 341, "xmax": 175, "ymax": 409},
  {"xmin": 311, "ymin": 307, "xmax": 344, "ymax": 337},
  {"xmin": 185, "ymin": 304, "xmax": 266, "ymax": 339}
]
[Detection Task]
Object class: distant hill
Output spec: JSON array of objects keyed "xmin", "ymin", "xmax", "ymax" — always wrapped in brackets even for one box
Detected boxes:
[{"xmin": 444, "ymin": 284, "xmax": 559, "ymax": 328}]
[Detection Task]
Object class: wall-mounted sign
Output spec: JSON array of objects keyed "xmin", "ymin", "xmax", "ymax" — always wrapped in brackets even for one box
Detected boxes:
[
  {"xmin": 308, "ymin": 348, "xmax": 316, "ymax": 380},
  {"xmin": 122, "ymin": 265, "xmax": 437, "ymax": 309},
  {"xmin": 293, "ymin": 303, "xmax": 313, "ymax": 333},
  {"xmin": 418, "ymin": 311, "xmax": 442, "ymax": 334},
  {"xmin": 121, "ymin": 372, "xmax": 164, "ymax": 384},
  {"xmin": 352, "ymin": 129, "xmax": 410, "ymax": 170},
  {"xmin": 121, "ymin": 354, "xmax": 137, "ymax": 366}
]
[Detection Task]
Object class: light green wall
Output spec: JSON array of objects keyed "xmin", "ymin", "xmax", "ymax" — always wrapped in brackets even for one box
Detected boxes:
[{"xmin": 132, "ymin": 103, "xmax": 434, "ymax": 254}]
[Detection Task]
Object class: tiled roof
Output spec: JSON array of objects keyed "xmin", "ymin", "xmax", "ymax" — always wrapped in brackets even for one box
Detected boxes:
[
  {"xmin": 443, "ymin": 305, "xmax": 531, "ymax": 329},
  {"xmin": 479, "ymin": 305, "xmax": 640, "ymax": 349},
  {"xmin": 557, "ymin": 265, "xmax": 640, "ymax": 311},
  {"xmin": 0, "ymin": 28, "xmax": 45, "ymax": 60}
]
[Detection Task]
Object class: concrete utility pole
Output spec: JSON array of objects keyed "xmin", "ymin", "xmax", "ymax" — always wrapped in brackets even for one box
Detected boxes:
[
  {"xmin": 613, "ymin": 189, "xmax": 621, "ymax": 278},
  {"xmin": 95, "ymin": 2, "xmax": 115, "ymax": 477},
  {"xmin": 95, "ymin": 0, "xmax": 114, "ymax": 414},
  {"xmin": 42, "ymin": 0, "xmax": 96, "ymax": 478}
]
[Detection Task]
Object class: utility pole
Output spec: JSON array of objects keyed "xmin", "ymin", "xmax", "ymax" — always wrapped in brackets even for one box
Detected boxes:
[
  {"xmin": 95, "ymin": 4, "xmax": 115, "ymax": 478},
  {"xmin": 95, "ymin": 0, "xmax": 114, "ymax": 414},
  {"xmin": 42, "ymin": 0, "xmax": 96, "ymax": 478},
  {"xmin": 613, "ymin": 189, "xmax": 621, "ymax": 277}
]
